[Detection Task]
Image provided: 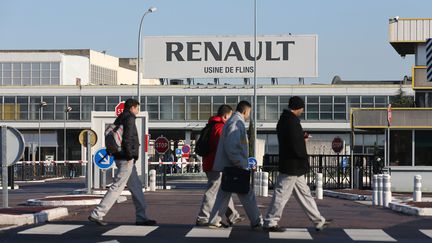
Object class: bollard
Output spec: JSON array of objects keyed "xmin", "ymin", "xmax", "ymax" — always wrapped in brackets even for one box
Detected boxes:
[
  {"xmin": 377, "ymin": 174, "xmax": 383, "ymax": 206},
  {"xmin": 261, "ymin": 172, "xmax": 269, "ymax": 197},
  {"xmin": 254, "ymin": 172, "xmax": 262, "ymax": 197},
  {"xmin": 414, "ymin": 175, "xmax": 422, "ymax": 202},
  {"xmin": 372, "ymin": 175, "xmax": 379, "ymax": 206},
  {"xmin": 316, "ymin": 173, "xmax": 323, "ymax": 200},
  {"xmin": 382, "ymin": 174, "xmax": 392, "ymax": 208},
  {"xmin": 149, "ymin": 169, "xmax": 156, "ymax": 192}
]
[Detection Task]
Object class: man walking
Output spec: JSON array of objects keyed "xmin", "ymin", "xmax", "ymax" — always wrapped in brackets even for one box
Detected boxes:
[
  {"xmin": 89, "ymin": 98, "xmax": 156, "ymax": 226},
  {"xmin": 263, "ymin": 96, "xmax": 331, "ymax": 232},
  {"xmin": 208, "ymin": 101, "xmax": 262, "ymax": 230},
  {"xmin": 196, "ymin": 105, "xmax": 244, "ymax": 226}
]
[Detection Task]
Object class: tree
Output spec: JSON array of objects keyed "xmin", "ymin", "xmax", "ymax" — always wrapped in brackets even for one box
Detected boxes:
[{"xmin": 390, "ymin": 86, "xmax": 414, "ymax": 107}]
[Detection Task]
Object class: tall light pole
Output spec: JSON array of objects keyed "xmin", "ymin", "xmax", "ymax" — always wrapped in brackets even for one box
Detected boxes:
[
  {"xmin": 64, "ymin": 106, "xmax": 72, "ymax": 162},
  {"xmin": 137, "ymin": 6, "xmax": 157, "ymax": 103},
  {"xmin": 253, "ymin": 0, "xmax": 258, "ymax": 157},
  {"xmin": 38, "ymin": 101, "xmax": 47, "ymax": 162}
]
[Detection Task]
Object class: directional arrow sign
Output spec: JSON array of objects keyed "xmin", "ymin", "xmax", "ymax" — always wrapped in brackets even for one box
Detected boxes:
[{"xmin": 94, "ymin": 148, "xmax": 115, "ymax": 169}]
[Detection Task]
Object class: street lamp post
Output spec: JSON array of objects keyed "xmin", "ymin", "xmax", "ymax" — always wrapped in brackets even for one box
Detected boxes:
[
  {"xmin": 253, "ymin": 0, "xmax": 258, "ymax": 157},
  {"xmin": 64, "ymin": 106, "xmax": 72, "ymax": 162},
  {"xmin": 137, "ymin": 6, "xmax": 157, "ymax": 103},
  {"xmin": 38, "ymin": 101, "xmax": 47, "ymax": 162}
]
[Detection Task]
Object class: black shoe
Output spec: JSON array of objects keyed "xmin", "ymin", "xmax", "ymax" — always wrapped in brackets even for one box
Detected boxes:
[
  {"xmin": 88, "ymin": 216, "xmax": 108, "ymax": 226},
  {"xmin": 316, "ymin": 219, "xmax": 333, "ymax": 232},
  {"xmin": 227, "ymin": 216, "xmax": 245, "ymax": 226},
  {"xmin": 264, "ymin": 225, "xmax": 285, "ymax": 232},
  {"xmin": 136, "ymin": 219, "xmax": 157, "ymax": 226},
  {"xmin": 195, "ymin": 220, "xmax": 208, "ymax": 226}
]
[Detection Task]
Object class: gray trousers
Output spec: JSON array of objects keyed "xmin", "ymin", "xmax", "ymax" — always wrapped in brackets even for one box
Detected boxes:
[
  {"xmin": 209, "ymin": 184, "xmax": 262, "ymax": 226},
  {"xmin": 197, "ymin": 171, "xmax": 239, "ymax": 223},
  {"xmin": 91, "ymin": 160, "xmax": 148, "ymax": 222},
  {"xmin": 264, "ymin": 173, "xmax": 325, "ymax": 228}
]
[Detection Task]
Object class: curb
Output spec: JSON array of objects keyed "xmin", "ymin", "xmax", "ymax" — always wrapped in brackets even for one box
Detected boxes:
[
  {"xmin": 0, "ymin": 185, "xmax": 20, "ymax": 189},
  {"xmin": 389, "ymin": 202, "xmax": 432, "ymax": 216},
  {"xmin": 0, "ymin": 207, "xmax": 68, "ymax": 226},
  {"xmin": 15, "ymin": 177, "xmax": 66, "ymax": 184},
  {"xmin": 324, "ymin": 190, "xmax": 372, "ymax": 201},
  {"xmin": 27, "ymin": 195, "xmax": 127, "ymax": 206}
]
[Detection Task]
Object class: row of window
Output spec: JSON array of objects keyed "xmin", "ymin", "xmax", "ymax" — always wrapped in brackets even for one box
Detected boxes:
[
  {"xmin": 0, "ymin": 95, "xmax": 394, "ymax": 121},
  {"xmin": 0, "ymin": 62, "xmax": 61, "ymax": 86},
  {"xmin": 90, "ymin": 65, "xmax": 117, "ymax": 85}
]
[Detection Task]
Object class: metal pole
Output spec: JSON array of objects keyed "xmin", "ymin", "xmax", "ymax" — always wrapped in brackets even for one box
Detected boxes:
[
  {"xmin": 86, "ymin": 132, "xmax": 92, "ymax": 194},
  {"xmin": 2, "ymin": 126, "xmax": 8, "ymax": 208},
  {"xmin": 137, "ymin": 11, "xmax": 150, "ymax": 103},
  {"xmin": 64, "ymin": 112, "xmax": 66, "ymax": 162},
  {"xmin": 38, "ymin": 109, "xmax": 41, "ymax": 163},
  {"xmin": 253, "ymin": 0, "xmax": 258, "ymax": 157}
]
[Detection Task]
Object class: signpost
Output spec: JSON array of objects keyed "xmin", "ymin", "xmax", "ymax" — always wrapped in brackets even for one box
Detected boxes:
[
  {"xmin": 115, "ymin": 101, "xmax": 125, "ymax": 117},
  {"xmin": 248, "ymin": 157, "xmax": 258, "ymax": 170},
  {"xmin": 79, "ymin": 129, "xmax": 98, "ymax": 194},
  {"xmin": 94, "ymin": 148, "xmax": 115, "ymax": 189},
  {"xmin": 175, "ymin": 148, "xmax": 182, "ymax": 158},
  {"xmin": 1, "ymin": 126, "xmax": 25, "ymax": 208},
  {"xmin": 155, "ymin": 136, "xmax": 169, "ymax": 154},
  {"xmin": 181, "ymin": 144, "xmax": 191, "ymax": 158}
]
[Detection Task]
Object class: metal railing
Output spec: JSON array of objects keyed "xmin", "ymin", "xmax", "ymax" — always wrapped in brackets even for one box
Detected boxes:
[
  {"xmin": 12, "ymin": 161, "xmax": 85, "ymax": 181},
  {"xmin": 262, "ymin": 154, "xmax": 374, "ymax": 190}
]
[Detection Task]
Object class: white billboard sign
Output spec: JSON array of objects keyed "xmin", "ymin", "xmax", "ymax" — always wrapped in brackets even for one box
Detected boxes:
[{"xmin": 142, "ymin": 35, "xmax": 317, "ymax": 79}]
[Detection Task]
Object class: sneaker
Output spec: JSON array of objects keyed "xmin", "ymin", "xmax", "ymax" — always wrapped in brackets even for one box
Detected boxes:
[
  {"xmin": 251, "ymin": 223, "xmax": 264, "ymax": 232},
  {"xmin": 135, "ymin": 219, "xmax": 157, "ymax": 226},
  {"xmin": 315, "ymin": 219, "xmax": 333, "ymax": 232},
  {"xmin": 227, "ymin": 216, "xmax": 245, "ymax": 226},
  {"xmin": 195, "ymin": 220, "xmax": 208, "ymax": 226},
  {"xmin": 208, "ymin": 222, "xmax": 230, "ymax": 229},
  {"xmin": 264, "ymin": 225, "xmax": 285, "ymax": 232},
  {"xmin": 88, "ymin": 216, "xmax": 108, "ymax": 226}
]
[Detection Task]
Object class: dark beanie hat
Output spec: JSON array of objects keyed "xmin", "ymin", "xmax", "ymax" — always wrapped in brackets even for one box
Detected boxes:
[{"xmin": 288, "ymin": 96, "xmax": 305, "ymax": 110}]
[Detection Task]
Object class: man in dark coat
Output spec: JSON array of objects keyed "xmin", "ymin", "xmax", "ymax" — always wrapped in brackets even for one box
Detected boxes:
[
  {"xmin": 89, "ymin": 98, "xmax": 156, "ymax": 226},
  {"xmin": 263, "ymin": 96, "xmax": 331, "ymax": 232}
]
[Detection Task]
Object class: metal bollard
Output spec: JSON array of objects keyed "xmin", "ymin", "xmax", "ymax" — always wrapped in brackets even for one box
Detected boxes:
[
  {"xmin": 378, "ymin": 174, "xmax": 383, "ymax": 206},
  {"xmin": 253, "ymin": 172, "xmax": 259, "ymax": 196},
  {"xmin": 316, "ymin": 173, "xmax": 323, "ymax": 200},
  {"xmin": 382, "ymin": 174, "xmax": 392, "ymax": 208},
  {"xmin": 261, "ymin": 172, "xmax": 269, "ymax": 197},
  {"xmin": 149, "ymin": 169, "xmax": 156, "ymax": 192},
  {"xmin": 372, "ymin": 175, "xmax": 379, "ymax": 206},
  {"xmin": 414, "ymin": 175, "xmax": 422, "ymax": 202}
]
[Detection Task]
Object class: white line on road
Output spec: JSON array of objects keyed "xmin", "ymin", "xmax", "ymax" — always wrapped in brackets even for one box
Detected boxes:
[
  {"xmin": 269, "ymin": 228, "xmax": 313, "ymax": 240},
  {"xmin": 344, "ymin": 229, "xmax": 396, "ymax": 242},
  {"xmin": 18, "ymin": 224, "xmax": 83, "ymax": 235},
  {"xmin": 420, "ymin": 229, "xmax": 432, "ymax": 238},
  {"xmin": 186, "ymin": 227, "xmax": 232, "ymax": 238},
  {"xmin": 102, "ymin": 226, "xmax": 158, "ymax": 237}
]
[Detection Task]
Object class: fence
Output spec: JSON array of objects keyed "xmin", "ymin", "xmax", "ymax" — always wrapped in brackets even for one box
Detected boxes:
[
  {"xmin": 11, "ymin": 161, "xmax": 85, "ymax": 181},
  {"xmin": 262, "ymin": 154, "xmax": 374, "ymax": 190}
]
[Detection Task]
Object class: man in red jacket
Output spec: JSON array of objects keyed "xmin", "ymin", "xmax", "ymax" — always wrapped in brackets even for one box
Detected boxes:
[{"xmin": 196, "ymin": 104, "xmax": 244, "ymax": 226}]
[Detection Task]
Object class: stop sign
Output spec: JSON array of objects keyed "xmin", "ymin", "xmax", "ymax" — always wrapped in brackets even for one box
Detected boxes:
[
  {"xmin": 155, "ymin": 136, "xmax": 169, "ymax": 154},
  {"xmin": 115, "ymin": 102, "xmax": 125, "ymax": 117},
  {"xmin": 332, "ymin": 137, "xmax": 344, "ymax": 154}
]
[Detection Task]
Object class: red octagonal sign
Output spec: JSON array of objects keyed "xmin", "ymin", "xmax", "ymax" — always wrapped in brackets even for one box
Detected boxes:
[
  {"xmin": 115, "ymin": 102, "xmax": 125, "ymax": 117},
  {"xmin": 155, "ymin": 136, "xmax": 169, "ymax": 154}
]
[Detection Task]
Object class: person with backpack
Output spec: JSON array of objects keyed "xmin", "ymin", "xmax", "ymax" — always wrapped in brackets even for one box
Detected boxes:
[
  {"xmin": 263, "ymin": 96, "xmax": 331, "ymax": 232},
  {"xmin": 195, "ymin": 104, "xmax": 244, "ymax": 227},
  {"xmin": 88, "ymin": 98, "xmax": 156, "ymax": 226}
]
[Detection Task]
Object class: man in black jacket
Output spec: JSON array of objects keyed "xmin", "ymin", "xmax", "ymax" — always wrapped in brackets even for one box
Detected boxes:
[
  {"xmin": 263, "ymin": 96, "xmax": 331, "ymax": 232},
  {"xmin": 89, "ymin": 98, "xmax": 156, "ymax": 226}
]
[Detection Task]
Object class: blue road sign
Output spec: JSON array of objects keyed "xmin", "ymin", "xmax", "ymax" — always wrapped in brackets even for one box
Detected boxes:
[
  {"xmin": 248, "ymin": 157, "xmax": 257, "ymax": 170},
  {"xmin": 94, "ymin": 148, "xmax": 115, "ymax": 170},
  {"xmin": 175, "ymin": 148, "xmax": 182, "ymax": 157}
]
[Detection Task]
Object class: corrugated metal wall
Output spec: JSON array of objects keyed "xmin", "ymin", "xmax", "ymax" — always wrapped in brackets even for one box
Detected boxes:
[{"xmin": 389, "ymin": 19, "xmax": 432, "ymax": 42}]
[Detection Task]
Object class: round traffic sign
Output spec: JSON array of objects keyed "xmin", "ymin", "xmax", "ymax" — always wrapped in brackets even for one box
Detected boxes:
[
  {"xmin": 115, "ymin": 102, "xmax": 125, "ymax": 117},
  {"xmin": 175, "ymin": 148, "xmax": 182, "ymax": 157},
  {"xmin": 182, "ymin": 144, "xmax": 191, "ymax": 154},
  {"xmin": 0, "ymin": 126, "xmax": 25, "ymax": 166},
  {"xmin": 332, "ymin": 137, "xmax": 344, "ymax": 154},
  {"xmin": 79, "ymin": 129, "xmax": 98, "ymax": 147},
  {"xmin": 155, "ymin": 136, "xmax": 169, "ymax": 154},
  {"xmin": 248, "ymin": 157, "xmax": 257, "ymax": 170},
  {"xmin": 94, "ymin": 148, "xmax": 115, "ymax": 169}
]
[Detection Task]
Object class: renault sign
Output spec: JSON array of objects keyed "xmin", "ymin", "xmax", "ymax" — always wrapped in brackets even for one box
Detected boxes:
[{"xmin": 143, "ymin": 35, "xmax": 317, "ymax": 78}]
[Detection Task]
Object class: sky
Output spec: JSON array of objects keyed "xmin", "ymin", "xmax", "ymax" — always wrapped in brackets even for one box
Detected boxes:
[{"xmin": 1, "ymin": 0, "xmax": 431, "ymax": 84}]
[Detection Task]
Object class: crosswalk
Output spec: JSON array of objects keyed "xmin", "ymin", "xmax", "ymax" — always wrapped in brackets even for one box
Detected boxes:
[{"xmin": 13, "ymin": 224, "xmax": 432, "ymax": 241}]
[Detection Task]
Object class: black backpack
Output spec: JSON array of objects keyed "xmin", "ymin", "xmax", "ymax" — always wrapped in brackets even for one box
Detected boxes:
[{"xmin": 195, "ymin": 122, "xmax": 216, "ymax": 156}]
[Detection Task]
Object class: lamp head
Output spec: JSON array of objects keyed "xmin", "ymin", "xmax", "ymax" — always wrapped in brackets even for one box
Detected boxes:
[
  {"xmin": 65, "ymin": 106, "xmax": 73, "ymax": 112},
  {"xmin": 40, "ymin": 101, "xmax": 47, "ymax": 108},
  {"xmin": 148, "ymin": 7, "xmax": 157, "ymax": 13}
]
